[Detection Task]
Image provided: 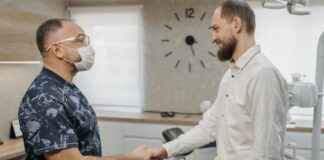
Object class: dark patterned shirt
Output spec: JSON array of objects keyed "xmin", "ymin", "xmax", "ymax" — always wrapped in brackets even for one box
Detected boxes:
[{"xmin": 18, "ymin": 67, "xmax": 101, "ymax": 160}]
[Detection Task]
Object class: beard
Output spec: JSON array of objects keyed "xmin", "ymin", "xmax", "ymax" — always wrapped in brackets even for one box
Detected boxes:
[{"xmin": 217, "ymin": 36, "xmax": 237, "ymax": 62}]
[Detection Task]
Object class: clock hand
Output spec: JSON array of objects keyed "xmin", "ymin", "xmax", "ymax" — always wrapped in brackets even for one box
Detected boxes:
[{"xmin": 190, "ymin": 45, "xmax": 196, "ymax": 56}]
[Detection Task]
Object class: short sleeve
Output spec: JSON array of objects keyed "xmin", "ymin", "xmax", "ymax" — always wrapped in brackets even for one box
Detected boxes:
[{"xmin": 20, "ymin": 100, "xmax": 79, "ymax": 156}]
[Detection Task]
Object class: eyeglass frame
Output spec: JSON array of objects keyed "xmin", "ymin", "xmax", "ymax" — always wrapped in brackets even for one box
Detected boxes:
[{"xmin": 45, "ymin": 33, "xmax": 90, "ymax": 53}]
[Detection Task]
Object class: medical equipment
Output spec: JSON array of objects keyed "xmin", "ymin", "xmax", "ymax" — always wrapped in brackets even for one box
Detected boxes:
[
  {"xmin": 288, "ymin": 82, "xmax": 318, "ymax": 108},
  {"xmin": 261, "ymin": 0, "xmax": 311, "ymax": 15},
  {"xmin": 278, "ymin": 32, "xmax": 324, "ymax": 160},
  {"xmin": 310, "ymin": 31, "xmax": 324, "ymax": 160}
]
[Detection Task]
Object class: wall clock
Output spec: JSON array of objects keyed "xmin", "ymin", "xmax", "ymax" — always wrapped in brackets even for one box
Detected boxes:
[{"xmin": 161, "ymin": 7, "xmax": 216, "ymax": 72}]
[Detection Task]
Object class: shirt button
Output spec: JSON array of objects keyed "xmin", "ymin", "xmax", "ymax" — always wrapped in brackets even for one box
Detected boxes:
[
  {"xmin": 226, "ymin": 94, "xmax": 229, "ymax": 97},
  {"xmin": 232, "ymin": 75, "xmax": 235, "ymax": 78}
]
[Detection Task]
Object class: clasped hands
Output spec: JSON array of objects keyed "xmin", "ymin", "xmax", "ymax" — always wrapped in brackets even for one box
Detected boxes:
[{"xmin": 128, "ymin": 145, "xmax": 168, "ymax": 160}]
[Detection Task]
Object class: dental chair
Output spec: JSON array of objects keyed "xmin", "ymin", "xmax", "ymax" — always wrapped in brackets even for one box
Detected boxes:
[{"xmin": 162, "ymin": 127, "xmax": 216, "ymax": 160}]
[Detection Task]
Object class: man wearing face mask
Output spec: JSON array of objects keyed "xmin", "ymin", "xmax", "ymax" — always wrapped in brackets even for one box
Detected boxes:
[
  {"xmin": 150, "ymin": 1, "xmax": 289, "ymax": 160},
  {"xmin": 18, "ymin": 19, "xmax": 152, "ymax": 160}
]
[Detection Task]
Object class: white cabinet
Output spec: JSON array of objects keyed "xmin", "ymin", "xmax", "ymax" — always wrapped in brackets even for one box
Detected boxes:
[
  {"xmin": 193, "ymin": 147, "xmax": 217, "ymax": 160},
  {"xmin": 98, "ymin": 120, "xmax": 215, "ymax": 160},
  {"xmin": 285, "ymin": 131, "xmax": 324, "ymax": 160},
  {"xmin": 98, "ymin": 121, "xmax": 124, "ymax": 156},
  {"xmin": 98, "ymin": 120, "xmax": 323, "ymax": 160}
]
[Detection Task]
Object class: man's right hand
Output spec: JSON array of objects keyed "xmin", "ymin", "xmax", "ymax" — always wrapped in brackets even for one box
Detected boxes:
[
  {"xmin": 126, "ymin": 145, "xmax": 152, "ymax": 160},
  {"xmin": 148, "ymin": 146, "xmax": 168, "ymax": 160}
]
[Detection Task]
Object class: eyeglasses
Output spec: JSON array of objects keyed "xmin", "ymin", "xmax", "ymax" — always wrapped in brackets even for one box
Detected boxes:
[{"xmin": 45, "ymin": 33, "xmax": 90, "ymax": 53}]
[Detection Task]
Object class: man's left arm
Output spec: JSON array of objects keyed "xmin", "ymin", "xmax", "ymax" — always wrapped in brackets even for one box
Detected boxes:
[{"xmin": 250, "ymin": 68, "xmax": 289, "ymax": 160}]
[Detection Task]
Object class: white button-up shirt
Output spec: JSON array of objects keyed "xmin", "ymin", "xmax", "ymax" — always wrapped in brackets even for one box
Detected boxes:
[{"xmin": 163, "ymin": 45, "xmax": 289, "ymax": 160}]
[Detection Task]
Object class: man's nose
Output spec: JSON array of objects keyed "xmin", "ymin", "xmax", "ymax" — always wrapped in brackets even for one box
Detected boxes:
[
  {"xmin": 212, "ymin": 32, "xmax": 219, "ymax": 44},
  {"xmin": 212, "ymin": 36, "xmax": 220, "ymax": 44}
]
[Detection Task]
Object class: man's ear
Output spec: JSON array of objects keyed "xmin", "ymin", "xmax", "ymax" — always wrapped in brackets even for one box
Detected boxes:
[
  {"xmin": 51, "ymin": 44, "xmax": 64, "ymax": 59},
  {"xmin": 232, "ymin": 17, "xmax": 242, "ymax": 34}
]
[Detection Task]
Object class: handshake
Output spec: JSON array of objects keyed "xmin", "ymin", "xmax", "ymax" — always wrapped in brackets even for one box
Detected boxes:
[{"xmin": 127, "ymin": 145, "xmax": 169, "ymax": 160}]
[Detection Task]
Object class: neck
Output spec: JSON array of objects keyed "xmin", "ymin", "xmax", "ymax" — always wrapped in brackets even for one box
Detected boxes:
[
  {"xmin": 43, "ymin": 59, "xmax": 77, "ymax": 83},
  {"xmin": 232, "ymin": 35, "xmax": 255, "ymax": 62}
]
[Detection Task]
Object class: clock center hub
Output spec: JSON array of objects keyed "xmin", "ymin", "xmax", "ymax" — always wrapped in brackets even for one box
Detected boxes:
[{"xmin": 185, "ymin": 35, "xmax": 195, "ymax": 46}]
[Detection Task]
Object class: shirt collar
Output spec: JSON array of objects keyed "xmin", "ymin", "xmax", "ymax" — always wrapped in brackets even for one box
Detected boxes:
[
  {"xmin": 230, "ymin": 44, "xmax": 261, "ymax": 70},
  {"xmin": 41, "ymin": 67, "xmax": 69, "ymax": 85}
]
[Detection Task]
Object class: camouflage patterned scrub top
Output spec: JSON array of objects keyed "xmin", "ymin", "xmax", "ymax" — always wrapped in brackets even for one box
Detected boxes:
[{"xmin": 18, "ymin": 67, "xmax": 101, "ymax": 160}]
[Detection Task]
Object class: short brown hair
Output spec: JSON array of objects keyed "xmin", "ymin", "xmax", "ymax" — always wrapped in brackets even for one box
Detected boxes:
[
  {"xmin": 220, "ymin": 0, "xmax": 255, "ymax": 35},
  {"xmin": 36, "ymin": 18, "xmax": 72, "ymax": 56}
]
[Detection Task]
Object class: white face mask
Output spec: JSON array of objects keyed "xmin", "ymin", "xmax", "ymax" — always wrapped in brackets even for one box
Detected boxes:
[
  {"xmin": 73, "ymin": 45, "xmax": 95, "ymax": 71},
  {"xmin": 45, "ymin": 34, "xmax": 95, "ymax": 71}
]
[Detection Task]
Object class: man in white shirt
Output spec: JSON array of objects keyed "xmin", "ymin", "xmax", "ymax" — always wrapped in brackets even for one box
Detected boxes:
[{"xmin": 150, "ymin": 0, "xmax": 289, "ymax": 160}]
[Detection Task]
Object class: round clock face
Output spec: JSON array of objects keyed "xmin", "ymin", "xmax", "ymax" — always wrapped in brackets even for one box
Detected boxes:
[{"xmin": 161, "ymin": 7, "xmax": 216, "ymax": 73}]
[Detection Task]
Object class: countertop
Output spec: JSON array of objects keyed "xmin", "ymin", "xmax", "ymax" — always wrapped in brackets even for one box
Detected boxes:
[
  {"xmin": 0, "ymin": 138, "xmax": 24, "ymax": 160},
  {"xmin": 97, "ymin": 111, "xmax": 202, "ymax": 126},
  {"xmin": 96, "ymin": 111, "xmax": 324, "ymax": 133}
]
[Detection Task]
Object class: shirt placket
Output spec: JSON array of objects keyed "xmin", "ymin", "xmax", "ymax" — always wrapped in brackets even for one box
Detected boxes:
[{"xmin": 221, "ymin": 65, "xmax": 240, "ymax": 152}]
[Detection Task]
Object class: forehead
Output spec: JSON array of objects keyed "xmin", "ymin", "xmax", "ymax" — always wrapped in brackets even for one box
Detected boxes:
[
  {"xmin": 213, "ymin": 7, "xmax": 221, "ymax": 19},
  {"xmin": 57, "ymin": 21, "xmax": 84, "ymax": 38},
  {"xmin": 212, "ymin": 7, "xmax": 226, "ymax": 25}
]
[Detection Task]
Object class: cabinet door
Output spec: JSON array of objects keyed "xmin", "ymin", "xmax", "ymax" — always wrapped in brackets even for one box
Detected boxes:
[
  {"xmin": 98, "ymin": 121, "xmax": 124, "ymax": 156},
  {"xmin": 193, "ymin": 148, "xmax": 217, "ymax": 160},
  {"xmin": 286, "ymin": 131, "xmax": 324, "ymax": 150},
  {"xmin": 285, "ymin": 131, "xmax": 324, "ymax": 160}
]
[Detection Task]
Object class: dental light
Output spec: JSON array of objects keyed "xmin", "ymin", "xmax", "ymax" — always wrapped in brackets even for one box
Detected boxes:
[{"xmin": 261, "ymin": 0, "xmax": 311, "ymax": 15}]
